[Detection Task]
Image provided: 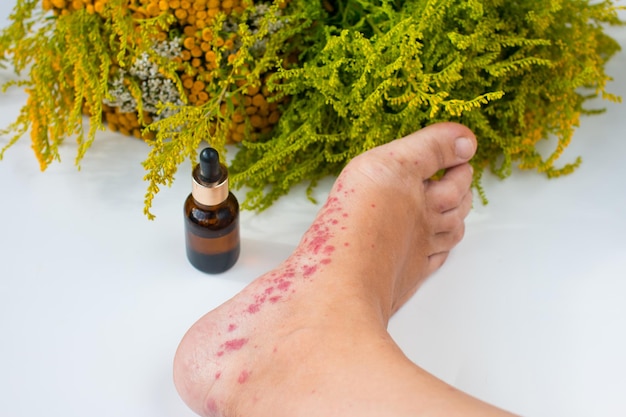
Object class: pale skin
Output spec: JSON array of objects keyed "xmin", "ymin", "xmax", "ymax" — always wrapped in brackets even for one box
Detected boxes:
[{"xmin": 173, "ymin": 122, "xmax": 519, "ymax": 417}]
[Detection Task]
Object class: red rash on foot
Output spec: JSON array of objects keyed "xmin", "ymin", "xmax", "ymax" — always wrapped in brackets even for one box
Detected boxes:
[
  {"xmin": 275, "ymin": 268, "xmax": 296, "ymax": 280},
  {"xmin": 308, "ymin": 235, "xmax": 330, "ymax": 255},
  {"xmin": 277, "ymin": 280, "xmax": 292, "ymax": 291},
  {"xmin": 238, "ymin": 370, "xmax": 250, "ymax": 384},
  {"xmin": 223, "ymin": 338, "xmax": 248, "ymax": 351},
  {"xmin": 206, "ymin": 398, "xmax": 218, "ymax": 413},
  {"xmin": 236, "ymin": 191, "xmax": 345, "ymax": 322},
  {"xmin": 302, "ymin": 264, "xmax": 318, "ymax": 277}
]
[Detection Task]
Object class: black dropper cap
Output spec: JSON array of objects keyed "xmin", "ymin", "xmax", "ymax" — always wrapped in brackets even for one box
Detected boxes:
[{"xmin": 198, "ymin": 147, "xmax": 222, "ymax": 183}]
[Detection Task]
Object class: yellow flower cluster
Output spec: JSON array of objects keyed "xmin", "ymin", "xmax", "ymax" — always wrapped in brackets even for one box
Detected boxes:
[
  {"xmin": 102, "ymin": 105, "xmax": 155, "ymax": 139},
  {"xmin": 41, "ymin": 0, "xmax": 287, "ymax": 142},
  {"xmin": 42, "ymin": 0, "xmax": 106, "ymax": 14}
]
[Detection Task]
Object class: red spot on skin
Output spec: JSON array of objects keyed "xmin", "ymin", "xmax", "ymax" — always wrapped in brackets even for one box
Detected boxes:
[
  {"xmin": 269, "ymin": 296, "xmax": 281, "ymax": 303},
  {"xmin": 343, "ymin": 213, "xmax": 349, "ymax": 218},
  {"xmin": 264, "ymin": 286, "xmax": 275, "ymax": 295},
  {"xmin": 344, "ymin": 242, "xmax": 350, "ymax": 247},
  {"xmin": 308, "ymin": 235, "xmax": 329, "ymax": 254},
  {"xmin": 247, "ymin": 303, "xmax": 261, "ymax": 314},
  {"xmin": 302, "ymin": 264, "xmax": 318, "ymax": 277},
  {"xmin": 228, "ymin": 323, "xmax": 237, "ymax": 332},
  {"xmin": 206, "ymin": 398, "xmax": 218, "ymax": 413},
  {"xmin": 273, "ymin": 346, "xmax": 278, "ymax": 353},
  {"xmin": 277, "ymin": 280, "xmax": 292, "ymax": 291},
  {"xmin": 223, "ymin": 338, "xmax": 248, "ymax": 351},
  {"xmin": 215, "ymin": 372, "xmax": 221, "ymax": 380},
  {"xmin": 323, "ymin": 245, "xmax": 335, "ymax": 255},
  {"xmin": 321, "ymin": 258, "xmax": 331, "ymax": 265},
  {"xmin": 332, "ymin": 219, "xmax": 339, "ymax": 225},
  {"xmin": 371, "ymin": 204, "xmax": 376, "ymax": 208},
  {"xmin": 238, "ymin": 370, "xmax": 250, "ymax": 384},
  {"xmin": 217, "ymin": 351, "xmax": 224, "ymax": 357},
  {"xmin": 275, "ymin": 269, "xmax": 295, "ymax": 281}
]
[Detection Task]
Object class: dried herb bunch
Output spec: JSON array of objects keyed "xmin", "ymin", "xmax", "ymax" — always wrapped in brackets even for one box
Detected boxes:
[{"xmin": 0, "ymin": 0, "xmax": 623, "ymax": 218}]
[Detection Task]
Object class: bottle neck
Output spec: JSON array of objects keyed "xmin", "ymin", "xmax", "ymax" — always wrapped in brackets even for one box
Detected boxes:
[{"xmin": 191, "ymin": 165, "xmax": 229, "ymax": 206}]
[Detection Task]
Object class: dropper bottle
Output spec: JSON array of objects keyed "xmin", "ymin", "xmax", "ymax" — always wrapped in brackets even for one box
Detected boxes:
[{"xmin": 184, "ymin": 147, "xmax": 240, "ymax": 273}]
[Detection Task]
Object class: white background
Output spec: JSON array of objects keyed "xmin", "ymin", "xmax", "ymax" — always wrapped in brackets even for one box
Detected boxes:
[{"xmin": 1, "ymin": 2, "xmax": 625, "ymax": 416}]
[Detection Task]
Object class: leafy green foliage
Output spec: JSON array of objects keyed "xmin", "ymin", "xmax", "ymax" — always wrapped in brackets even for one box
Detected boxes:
[
  {"xmin": 0, "ymin": 0, "xmax": 623, "ymax": 217},
  {"xmin": 140, "ymin": 0, "xmax": 324, "ymax": 218},
  {"xmin": 230, "ymin": 0, "xmax": 624, "ymax": 209},
  {"xmin": 0, "ymin": 0, "xmax": 174, "ymax": 169}
]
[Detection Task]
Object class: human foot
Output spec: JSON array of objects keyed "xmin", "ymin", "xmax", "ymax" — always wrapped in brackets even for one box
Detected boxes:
[{"xmin": 174, "ymin": 122, "xmax": 481, "ymax": 417}]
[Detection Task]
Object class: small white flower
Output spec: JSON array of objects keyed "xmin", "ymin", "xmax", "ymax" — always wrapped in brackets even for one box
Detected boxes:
[{"xmin": 105, "ymin": 38, "xmax": 184, "ymax": 121}]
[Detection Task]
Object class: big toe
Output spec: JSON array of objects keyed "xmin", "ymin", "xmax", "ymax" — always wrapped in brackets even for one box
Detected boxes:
[{"xmin": 394, "ymin": 122, "xmax": 477, "ymax": 179}]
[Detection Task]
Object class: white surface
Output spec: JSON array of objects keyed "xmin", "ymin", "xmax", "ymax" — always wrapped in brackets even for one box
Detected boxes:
[{"xmin": 1, "ymin": 3, "xmax": 626, "ymax": 417}]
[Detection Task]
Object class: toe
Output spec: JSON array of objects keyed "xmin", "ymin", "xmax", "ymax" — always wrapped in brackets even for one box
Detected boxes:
[
  {"xmin": 426, "ymin": 251, "xmax": 451, "ymax": 275},
  {"xmin": 394, "ymin": 122, "xmax": 477, "ymax": 179},
  {"xmin": 432, "ymin": 221, "xmax": 466, "ymax": 254},
  {"xmin": 433, "ymin": 190, "xmax": 473, "ymax": 233},
  {"xmin": 425, "ymin": 163, "xmax": 474, "ymax": 213}
]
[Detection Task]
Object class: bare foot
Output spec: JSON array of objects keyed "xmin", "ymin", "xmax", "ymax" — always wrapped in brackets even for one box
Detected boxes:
[{"xmin": 173, "ymin": 123, "xmax": 516, "ymax": 417}]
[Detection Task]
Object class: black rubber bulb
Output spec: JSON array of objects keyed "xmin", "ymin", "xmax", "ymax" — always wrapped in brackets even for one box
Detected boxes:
[{"xmin": 199, "ymin": 147, "xmax": 222, "ymax": 183}]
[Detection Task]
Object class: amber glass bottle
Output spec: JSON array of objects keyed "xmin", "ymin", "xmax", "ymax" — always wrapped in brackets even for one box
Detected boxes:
[{"xmin": 184, "ymin": 147, "xmax": 240, "ymax": 273}]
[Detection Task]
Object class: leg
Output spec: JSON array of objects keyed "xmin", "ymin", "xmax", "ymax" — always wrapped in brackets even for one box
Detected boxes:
[{"xmin": 173, "ymin": 122, "xmax": 518, "ymax": 417}]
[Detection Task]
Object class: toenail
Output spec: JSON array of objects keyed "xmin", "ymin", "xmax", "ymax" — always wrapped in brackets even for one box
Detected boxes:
[{"xmin": 455, "ymin": 138, "xmax": 475, "ymax": 160}]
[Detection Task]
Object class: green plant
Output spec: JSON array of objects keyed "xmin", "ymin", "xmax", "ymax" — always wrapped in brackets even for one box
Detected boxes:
[{"xmin": 0, "ymin": 0, "xmax": 623, "ymax": 218}]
